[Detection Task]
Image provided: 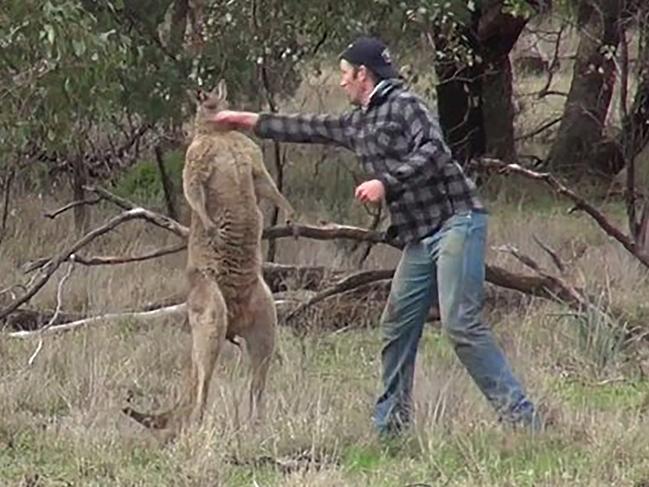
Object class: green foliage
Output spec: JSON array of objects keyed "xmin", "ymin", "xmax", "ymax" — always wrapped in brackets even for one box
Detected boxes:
[
  {"xmin": 0, "ymin": 0, "xmax": 558, "ymax": 194},
  {"xmin": 113, "ymin": 150, "xmax": 184, "ymax": 205},
  {"xmin": 0, "ymin": 0, "xmax": 131, "ymax": 157}
]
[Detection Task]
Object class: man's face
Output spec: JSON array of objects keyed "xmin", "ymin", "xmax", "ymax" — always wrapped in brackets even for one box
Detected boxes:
[{"xmin": 339, "ymin": 59, "xmax": 366, "ymax": 106}]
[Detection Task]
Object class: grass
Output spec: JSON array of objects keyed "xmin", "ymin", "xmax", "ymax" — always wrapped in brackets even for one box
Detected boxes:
[
  {"xmin": 3, "ymin": 165, "xmax": 649, "ymax": 487},
  {"xmin": 1, "ymin": 302, "xmax": 648, "ymax": 486}
]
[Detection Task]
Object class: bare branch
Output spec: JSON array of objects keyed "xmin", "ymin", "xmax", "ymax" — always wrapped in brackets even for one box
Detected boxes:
[
  {"xmin": 8, "ymin": 304, "xmax": 187, "ymax": 338},
  {"xmin": 285, "ymin": 269, "xmax": 395, "ymax": 321},
  {"xmin": 532, "ymin": 234, "xmax": 566, "ymax": 273},
  {"xmin": 23, "ymin": 243, "xmax": 187, "ymax": 274},
  {"xmin": 495, "ymin": 244, "xmax": 543, "ymax": 273},
  {"xmin": 537, "ymin": 90, "xmax": 568, "ymax": 98},
  {"xmin": 28, "ymin": 262, "xmax": 75, "ymax": 365},
  {"xmin": 538, "ymin": 23, "xmax": 565, "ymax": 98},
  {"xmin": 85, "ymin": 185, "xmax": 189, "ymax": 237},
  {"xmin": 473, "ymin": 158, "xmax": 649, "ymax": 269},
  {"xmin": 0, "ymin": 208, "xmax": 187, "ymax": 321},
  {"xmin": 514, "ymin": 116, "xmax": 562, "ymax": 142},
  {"xmin": 83, "ymin": 185, "xmax": 138, "ymax": 211},
  {"xmin": 263, "ymin": 223, "xmax": 387, "ymax": 244},
  {"xmin": 44, "ymin": 197, "xmax": 102, "ymax": 219}
]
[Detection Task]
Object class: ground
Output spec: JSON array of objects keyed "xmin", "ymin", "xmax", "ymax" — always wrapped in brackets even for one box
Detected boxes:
[{"xmin": 1, "ymin": 192, "xmax": 649, "ymax": 486}]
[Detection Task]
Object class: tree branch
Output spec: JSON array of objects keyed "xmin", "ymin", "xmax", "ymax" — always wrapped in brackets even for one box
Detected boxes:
[
  {"xmin": 27, "ymin": 262, "xmax": 75, "ymax": 365},
  {"xmin": 44, "ymin": 197, "xmax": 102, "ymax": 219},
  {"xmin": 285, "ymin": 269, "xmax": 395, "ymax": 321},
  {"xmin": 83, "ymin": 184, "xmax": 138, "ymax": 211},
  {"xmin": 22, "ymin": 243, "xmax": 187, "ymax": 273},
  {"xmin": 514, "ymin": 116, "xmax": 563, "ymax": 142},
  {"xmin": 0, "ymin": 208, "xmax": 186, "ymax": 321},
  {"xmin": 8, "ymin": 304, "xmax": 187, "ymax": 338},
  {"xmin": 473, "ymin": 158, "xmax": 649, "ymax": 268},
  {"xmin": 262, "ymin": 223, "xmax": 387, "ymax": 244}
]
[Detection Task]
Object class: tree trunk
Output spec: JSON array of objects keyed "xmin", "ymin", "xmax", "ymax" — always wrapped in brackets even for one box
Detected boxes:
[
  {"xmin": 547, "ymin": 0, "xmax": 622, "ymax": 174},
  {"xmin": 481, "ymin": 57, "xmax": 517, "ymax": 162},
  {"xmin": 266, "ymin": 141, "xmax": 284, "ymax": 263},
  {"xmin": 432, "ymin": 26, "xmax": 485, "ymax": 166},
  {"xmin": 432, "ymin": 2, "xmax": 529, "ymax": 166},
  {"xmin": 169, "ymin": 0, "xmax": 189, "ymax": 53},
  {"xmin": 154, "ymin": 146, "xmax": 178, "ymax": 220},
  {"xmin": 478, "ymin": 4, "xmax": 528, "ymax": 163},
  {"xmin": 71, "ymin": 157, "xmax": 89, "ymax": 235},
  {"xmin": 624, "ymin": 12, "xmax": 649, "ymax": 165},
  {"xmin": 0, "ymin": 168, "xmax": 15, "ymax": 245},
  {"xmin": 590, "ymin": 6, "xmax": 649, "ymax": 176}
]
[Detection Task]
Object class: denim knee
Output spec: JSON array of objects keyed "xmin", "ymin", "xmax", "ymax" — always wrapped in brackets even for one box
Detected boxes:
[{"xmin": 442, "ymin": 313, "xmax": 489, "ymax": 348}]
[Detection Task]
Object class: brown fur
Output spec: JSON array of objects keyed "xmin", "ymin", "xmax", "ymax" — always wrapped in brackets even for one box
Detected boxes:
[{"xmin": 123, "ymin": 80, "xmax": 294, "ymax": 433}]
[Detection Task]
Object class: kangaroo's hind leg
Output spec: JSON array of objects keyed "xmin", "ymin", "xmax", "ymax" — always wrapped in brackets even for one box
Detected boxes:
[
  {"xmin": 238, "ymin": 277, "xmax": 277, "ymax": 423},
  {"xmin": 185, "ymin": 270, "xmax": 228, "ymax": 426},
  {"xmin": 120, "ymin": 274, "xmax": 225, "ymax": 432}
]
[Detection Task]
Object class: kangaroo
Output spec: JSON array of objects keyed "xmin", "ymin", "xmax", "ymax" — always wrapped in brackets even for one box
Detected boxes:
[{"xmin": 123, "ymin": 79, "xmax": 295, "ymax": 432}]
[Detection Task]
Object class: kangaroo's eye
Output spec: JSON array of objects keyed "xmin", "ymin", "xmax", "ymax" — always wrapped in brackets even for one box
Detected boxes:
[{"xmin": 203, "ymin": 102, "xmax": 217, "ymax": 110}]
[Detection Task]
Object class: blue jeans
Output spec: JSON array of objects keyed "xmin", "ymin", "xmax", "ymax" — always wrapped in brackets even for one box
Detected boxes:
[{"xmin": 373, "ymin": 211, "xmax": 539, "ymax": 434}]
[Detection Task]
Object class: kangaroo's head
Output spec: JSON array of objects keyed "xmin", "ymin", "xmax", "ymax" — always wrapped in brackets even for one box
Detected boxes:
[{"xmin": 193, "ymin": 79, "xmax": 230, "ymax": 132}]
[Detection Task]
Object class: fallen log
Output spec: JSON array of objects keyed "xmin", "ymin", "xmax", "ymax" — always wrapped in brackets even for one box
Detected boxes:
[
  {"xmin": 0, "ymin": 183, "xmax": 639, "ymax": 340},
  {"xmin": 8, "ymin": 304, "xmax": 187, "ymax": 338}
]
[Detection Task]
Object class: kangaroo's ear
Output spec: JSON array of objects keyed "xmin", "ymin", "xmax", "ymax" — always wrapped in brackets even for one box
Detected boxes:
[
  {"xmin": 197, "ymin": 88, "xmax": 209, "ymax": 103},
  {"xmin": 188, "ymin": 88, "xmax": 209, "ymax": 105},
  {"xmin": 213, "ymin": 78, "xmax": 228, "ymax": 101}
]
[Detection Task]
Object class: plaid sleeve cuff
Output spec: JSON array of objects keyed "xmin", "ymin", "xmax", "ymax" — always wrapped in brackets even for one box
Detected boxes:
[
  {"xmin": 253, "ymin": 112, "xmax": 275, "ymax": 139},
  {"xmin": 377, "ymin": 172, "xmax": 402, "ymax": 200}
]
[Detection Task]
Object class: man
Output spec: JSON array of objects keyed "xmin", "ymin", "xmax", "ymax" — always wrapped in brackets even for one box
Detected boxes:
[{"xmin": 211, "ymin": 36, "xmax": 542, "ymax": 434}]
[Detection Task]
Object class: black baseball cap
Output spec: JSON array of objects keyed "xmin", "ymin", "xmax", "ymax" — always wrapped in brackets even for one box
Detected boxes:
[{"xmin": 340, "ymin": 36, "xmax": 399, "ymax": 80}]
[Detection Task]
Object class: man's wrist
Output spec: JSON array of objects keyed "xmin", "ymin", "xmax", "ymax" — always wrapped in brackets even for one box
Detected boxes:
[{"xmin": 243, "ymin": 112, "xmax": 259, "ymax": 129}]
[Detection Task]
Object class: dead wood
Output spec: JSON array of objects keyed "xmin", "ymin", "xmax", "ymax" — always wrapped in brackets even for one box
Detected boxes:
[
  {"xmin": 1, "ymin": 178, "xmax": 639, "ymax": 338},
  {"xmin": 8, "ymin": 304, "xmax": 187, "ymax": 338},
  {"xmin": 23, "ymin": 243, "xmax": 186, "ymax": 274},
  {"xmin": 262, "ymin": 222, "xmax": 387, "ymax": 244},
  {"xmin": 3, "ymin": 309, "xmax": 86, "ymax": 331},
  {"xmin": 44, "ymin": 197, "xmax": 102, "ymax": 219},
  {"xmin": 285, "ymin": 269, "xmax": 395, "ymax": 321},
  {"xmin": 474, "ymin": 158, "xmax": 649, "ymax": 269},
  {"xmin": 0, "ymin": 208, "xmax": 187, "ymax": 322}
]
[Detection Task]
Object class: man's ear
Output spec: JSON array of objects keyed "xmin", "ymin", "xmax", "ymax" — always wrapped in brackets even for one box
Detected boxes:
[{"xmin": 355, "ymin": 65, "xmax": 368, "ymax": 82}]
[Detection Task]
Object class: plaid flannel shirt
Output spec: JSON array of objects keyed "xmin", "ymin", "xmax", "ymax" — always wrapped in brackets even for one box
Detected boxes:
[{"xmin": 254, "ymin": 79, "xmax": 485, "ymax": 246}]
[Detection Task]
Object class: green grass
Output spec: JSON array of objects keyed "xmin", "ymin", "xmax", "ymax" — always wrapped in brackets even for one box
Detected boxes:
[
  {"xmin": 2, "ymin": 323, "xmax": 648, "ymax": 486},
  {"xmin": 553, "ymin": 378, "xmax": 649, "ymax": 411}
]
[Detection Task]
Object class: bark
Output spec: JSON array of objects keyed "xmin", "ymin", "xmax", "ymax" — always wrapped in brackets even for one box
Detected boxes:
[
  {"xmin": 432, "ymin": 25, "xmax": 485, "ymax": 165},
  {"xmin": 432, "ymin": 1, "xmax": 530, "ymax": 165},
  {"xmin": 168, "ymin": 0, "xmax": 189, "ymax": 54},
  {"xmin": 266, "ymin": 141, "xmax": 284, "ymax": 263},
  {"xmin": 0, "ymin": 168, "xmax": 15, "ymax": 245},
  {"xmin": 154, "ymin": 146, "xmax": 178, "ymax": 220},
  {"xmin": 71, "ymin": 157, "xmax": 89, "ymax": 235},
  {"xmin": 479, "ymin": 4, "xmax": 528, "ymax": 163},
  {"xmin": 547, "ymin": 0, "xmax": 623, "ymax": 174}
]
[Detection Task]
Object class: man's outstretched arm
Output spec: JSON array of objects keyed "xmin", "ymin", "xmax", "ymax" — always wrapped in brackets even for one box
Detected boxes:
[{"xmin": 211, "ymin": 110, "xmax": 354, "ymax": 149}]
